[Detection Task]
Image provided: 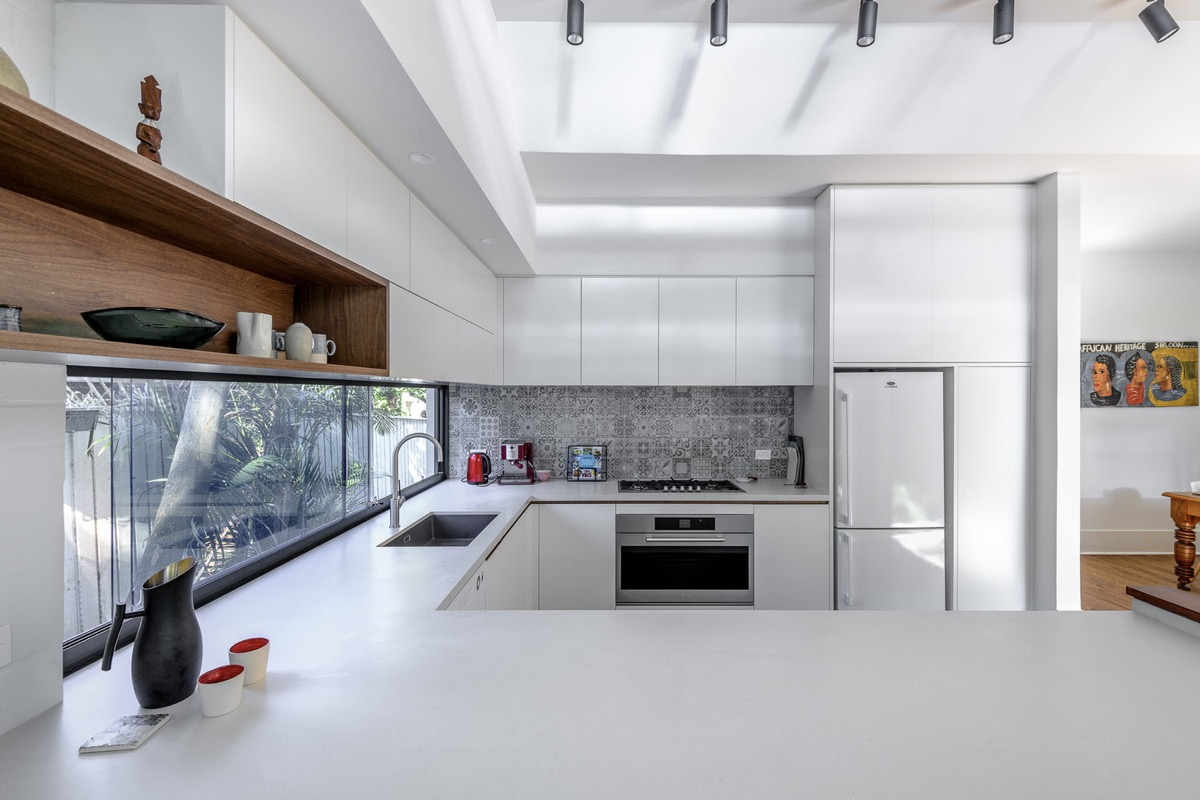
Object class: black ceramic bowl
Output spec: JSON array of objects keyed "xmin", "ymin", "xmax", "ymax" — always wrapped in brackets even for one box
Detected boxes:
[{"xmin": 81, "ymin": 307, "xmax": 225, "ymax": 349}]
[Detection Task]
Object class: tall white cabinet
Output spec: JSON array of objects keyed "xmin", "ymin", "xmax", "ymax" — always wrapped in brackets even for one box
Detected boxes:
[{"xmin": 825, "ymin": 184, "xmax": 1034, "ymax": 611}]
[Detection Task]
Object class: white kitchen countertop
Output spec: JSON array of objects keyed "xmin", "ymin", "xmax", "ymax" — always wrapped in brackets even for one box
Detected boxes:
[{"xmin": 2, "ymin": 479, "xmax": 1194, "ymax": 798}]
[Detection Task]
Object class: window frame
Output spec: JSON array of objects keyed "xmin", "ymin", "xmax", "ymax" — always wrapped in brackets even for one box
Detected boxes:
[{"xmin": 62, "ymin": 367, "xmax": 448, "ymax": 675}]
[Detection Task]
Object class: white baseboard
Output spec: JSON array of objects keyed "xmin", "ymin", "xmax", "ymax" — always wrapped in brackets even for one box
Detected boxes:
[{"xmin": 1081, "ymin": 529, "xmax": 1175, "ymax": 555}]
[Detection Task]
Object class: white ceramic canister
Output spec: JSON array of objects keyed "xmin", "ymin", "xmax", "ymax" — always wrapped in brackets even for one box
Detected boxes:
[{"xmin": 285, "ymin": 322, "xmax": 313, "ymax": 362}]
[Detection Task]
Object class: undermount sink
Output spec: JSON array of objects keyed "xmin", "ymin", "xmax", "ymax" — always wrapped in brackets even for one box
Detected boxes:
[{"xmin": 379, "ymin": 512, "xmax": 498, "ymax": 547}]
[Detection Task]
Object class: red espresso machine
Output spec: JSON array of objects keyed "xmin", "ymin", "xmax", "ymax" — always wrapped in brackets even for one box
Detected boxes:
[{"xmin": 498, "ymin": 440, "xmax": 535, "ymax": 484}]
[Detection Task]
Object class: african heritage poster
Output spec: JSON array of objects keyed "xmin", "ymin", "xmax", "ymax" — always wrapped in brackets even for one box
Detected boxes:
[{"xmin": 1081, "ymin": 341, "xmax": 1198, "ymax": 408}]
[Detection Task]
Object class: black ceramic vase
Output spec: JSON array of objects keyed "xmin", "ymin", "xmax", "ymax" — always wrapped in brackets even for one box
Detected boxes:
[{"xmin": 101, "ymin": 557, "xmax": 203, "ymax": 709}]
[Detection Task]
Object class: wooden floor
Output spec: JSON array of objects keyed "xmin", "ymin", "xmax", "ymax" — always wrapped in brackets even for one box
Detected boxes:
[{"xmin": 1081, "ymin": 554, "xmax": 1177, "ymax": 610}]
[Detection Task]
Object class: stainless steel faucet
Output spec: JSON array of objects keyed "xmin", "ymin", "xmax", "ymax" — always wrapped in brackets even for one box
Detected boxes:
[{"xmin": 390, "ymin": 432, "xmax": 445, "ymax": 527}]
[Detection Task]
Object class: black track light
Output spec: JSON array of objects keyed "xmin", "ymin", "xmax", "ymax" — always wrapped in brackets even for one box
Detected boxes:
[
  {"xmin": 857, "ymin": 0, "xmax": 878, "ymax": 47},
  {"xmin": 566, "ymin": 0, "xmax": 584, "ymax": 46},
  {"xmin": 1140, "ymin": 0, "xmax": 1179, "ymax": 43},
  {"xmin": 710, "ymin": 0, "xmax": 728, "ymax": 46},
  {"xmin": 993, "ymin": 0, "xmax": 1014, "ymax": 45}
]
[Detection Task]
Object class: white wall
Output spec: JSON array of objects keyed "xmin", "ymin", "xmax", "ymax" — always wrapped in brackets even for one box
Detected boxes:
[
  {"xmin": 54, "ymin": 3, "xmax": 232, "ymax": 195},
  {"xmin": 536, "ymin": 203, "xmax": 814, "ymax": 276},
  {"xmin": 0, "ymin": 362, "xmax": 65, "ymax": 736},
  {"xmin": 1032, "ymin": 173, "xmax": 1082, "ymax": 611},
  {"xmin": 1080, "ymin": 253, "xmax": 1200, "ymax": 553},
  {"xmin": 0, "ymin": 0, "xmax": 52, "ymax": 103}
]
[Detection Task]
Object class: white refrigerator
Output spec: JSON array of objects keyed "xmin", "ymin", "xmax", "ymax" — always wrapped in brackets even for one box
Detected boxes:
[{"xmin": 834, "ymin": 371, "xmax": 946, "ymax": 610}]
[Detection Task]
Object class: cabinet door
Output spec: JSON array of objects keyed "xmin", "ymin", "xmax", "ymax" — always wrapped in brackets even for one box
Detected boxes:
[
  {"xmin": 232, "ymin": 18, "xmax": 348, "ymax": 255},
  {"xmin": 832, "ymin": 187, "xmax": 934, "ymax": 364},
  {"xmin": 390, "ymin": 286, "xmax": 457, "ymax": 382},
  {"xmin": 754, "ymin": 505, "xmax": 831, "ymax": 610},
  {"xmin": 447, "ymin": 563, "xmax": 486, "ymax": 610},
  {"xmin": 736, "ymin": 277, "xmax": 814, "ymax": 385},
  {"xmin": 485, "ymin": 508, "xmax": 537, "ymax": 610},
  {"xmin": 955, "ymin": 366, "xmax": 1029, "ymax": 610},
  {"xmin": 659, "ymin": 278, "xmax": 736, "ymax": 385},
  {"xmin": 411, "ymin": 198, "xmax": 497, "ymax": 332},
  {"xmin": 503, "ymin": 278, "xmax": 582, "ymax": 385},
  {"xmin": 457, "ymin": 320, "xmax": 494, "ymax": 385},
  {"xmin": 348, "ymin": 135, "xmax": 411, "ymax": 288},
  {"xmin": 932, "ymin": 186, "xmax": 1033, "ymax": 363},
  {"xmin": 581, "ymin": 278, "xmax": 658, "ymax": 385},
  {"xmin": 538, "ymin": 504, "xmax": 615, "ymax": 610}
]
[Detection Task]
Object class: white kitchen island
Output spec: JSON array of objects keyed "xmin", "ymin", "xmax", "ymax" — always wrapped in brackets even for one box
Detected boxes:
[{"xmin": 0, "ymin": 480, "xmax": 1193, "ymax": 798}]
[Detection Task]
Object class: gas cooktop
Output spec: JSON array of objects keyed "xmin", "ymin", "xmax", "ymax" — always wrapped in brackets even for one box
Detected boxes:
[{"xmin": 618, "ymin": 479, "xmax": 745, "ymax": 493}]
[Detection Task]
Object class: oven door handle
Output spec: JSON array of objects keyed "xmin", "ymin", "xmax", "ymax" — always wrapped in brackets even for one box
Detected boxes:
[{"xmin": 644, "ymin": 536, "xmax": 727, "ymax": 543}]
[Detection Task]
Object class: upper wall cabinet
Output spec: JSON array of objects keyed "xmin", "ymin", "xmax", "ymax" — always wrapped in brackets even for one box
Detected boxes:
[
  {"xmin": 347, "ymin": 136, "xmax": 411, "ymax": 289},
  {"xmin": 831, "ymin": 185, "xmax": 1032, "ymax": 365},
  {"xmin": 503, "ymin": 277, "xmax": 815, "ymax": 386},
  {"xmin": 503, "ymin": 278, "xmax": 582, "ymax": 385},
  {"xmin": 410, "ymin": 199, "xmax": 498, "ymax": 333},
  {"xmin": 659, "ymin": 278, "xmax": 737, "ymax": 385},
  {"xmin": 581, "ymin": 278, "xmax": 658, "ymax": 385},
  {"xmin": 231, "ymin": 17, "xmax": 349, "ymax": 256},
  {"xmin": 736, "ymin": 277, "xmax": 814, "ymax": 386}
]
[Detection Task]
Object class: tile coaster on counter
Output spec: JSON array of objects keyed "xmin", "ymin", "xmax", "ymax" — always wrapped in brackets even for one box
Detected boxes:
[{"xmin": 566, "ymin": 445, "xmax": 607, "ymax": 481}]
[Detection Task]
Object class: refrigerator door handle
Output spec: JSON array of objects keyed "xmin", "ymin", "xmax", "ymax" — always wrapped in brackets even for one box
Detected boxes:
[
  {"xmin": 838, "ymin": 531, "xmax": 853, "ymax": 608},
  {"xmin": 835, "ymin": 389, "xmax": 851, "ymax": 527}
]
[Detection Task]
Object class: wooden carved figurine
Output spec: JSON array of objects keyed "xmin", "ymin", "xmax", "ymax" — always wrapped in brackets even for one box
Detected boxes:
[{"xmin": 136, "ymin": 75, "xmax": 163, "ymax": 164}]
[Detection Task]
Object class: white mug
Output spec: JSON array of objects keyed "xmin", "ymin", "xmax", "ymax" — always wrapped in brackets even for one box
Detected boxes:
[
  {"xmin": 311, "ymin": 334, "xmax": 336, "ymax": 364},
  {"xmin": 235, "ymin": 312, "xmax": 273, "ymax": 358}
]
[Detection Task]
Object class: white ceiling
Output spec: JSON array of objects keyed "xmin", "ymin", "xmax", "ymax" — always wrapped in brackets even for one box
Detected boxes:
[
  {"xmin": 64, "ymin": 1, "xmax": 1200, "ymax": 266},
  {"xmin": 490, "ymin": 1, "xmax": 1200, "ymax": 257},
  {"xmin": 493, "ymin": 1, "xmax": 1200, "ymax": 24}
]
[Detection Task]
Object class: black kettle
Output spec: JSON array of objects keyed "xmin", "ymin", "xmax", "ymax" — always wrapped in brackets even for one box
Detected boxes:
[{"xmin": 101, "ymin": 557, "xmax": 203, "ymax": 708}]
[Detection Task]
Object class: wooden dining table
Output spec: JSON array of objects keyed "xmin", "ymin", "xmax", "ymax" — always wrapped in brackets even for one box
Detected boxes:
[{"xmin": 1164, "ymin": 492, "xmax": 1200, "ymax": 590}]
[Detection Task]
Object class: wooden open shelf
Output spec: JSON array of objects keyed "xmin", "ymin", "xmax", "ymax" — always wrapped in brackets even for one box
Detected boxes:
[
  {"xmin": 0, "ymin": 84, "xmax": 390, "ymax": 377},
  {"xmin": 0, "ymin": 330, "xmax": 388, "ymax": 378}
]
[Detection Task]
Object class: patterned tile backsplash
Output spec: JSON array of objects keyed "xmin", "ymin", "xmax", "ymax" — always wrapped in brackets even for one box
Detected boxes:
[{"xmin": 448, "ymin": 385, "xmax": 794, "ymax": 480}]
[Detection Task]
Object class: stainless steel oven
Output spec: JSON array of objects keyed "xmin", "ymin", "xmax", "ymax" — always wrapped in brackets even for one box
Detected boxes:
[{"xmin": 616, "ymin": 513, "xmax": 753, "ymax": 606}]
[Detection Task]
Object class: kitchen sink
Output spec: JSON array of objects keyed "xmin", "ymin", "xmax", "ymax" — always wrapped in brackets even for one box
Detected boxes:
[{"xmin": 379, "ymin": 512, "xmax": 498, "ymax": 547}]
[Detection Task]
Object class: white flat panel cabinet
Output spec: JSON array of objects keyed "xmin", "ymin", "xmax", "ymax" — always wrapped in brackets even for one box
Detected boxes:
[
  {"xmin": 955, "ymin": 366, "xmax": 1029, "ymax": 610},
  {"xmin": 832, "ymin": 187, "xmax": 934, "ymax": 364},
  {"xmin": 348, "ymin": 136, "xmax": 411, "ymax": 289},
  {"xmin": 932, "ymin": 187, "xmax": 1033, "ymax": 363},
  {"xmin": 390, "ymin": 286, "xmax": 457, "ymax": 382},
  {"xmin": 754, "ymin": 504, "xmax": 832, "ymax": 610},
  {"xmin": 448, "ymin": 563, "xmax": 486, "ymax": 610},
  {"xmin": 485, "ymin": 508, "xmax": 538, "ymax": 610},
  {"xmin": 539, "ymin": 504, "xmax": 615, "ymax": 610},
  {"xmin": 581, "ymin": 278, "xmax": 658, "ymax": 385},
  {"xmin": 659, "ymin": 278, "xmax": 736, "ymax": 385},
  {"xmin": 411, "ymin": 199, "xmax": 497, "ymax": 332},
  {"xmin": 831, "ymin": 184, "xmax": 1033, "ymax": 365},
  {"xmin": 457, "ymin": 320, "xmax": 495, "ymax": 385},
  {"xmin": 232, "ymin": 18, "xmax": 348, "ymax": 255},
  {"xmin": 737, "ymin": 277, "xmax": 814, "ymax": 385},
  {"xmin": 503, "ymin": 278, "xmax": 582, "ymax": 385}
]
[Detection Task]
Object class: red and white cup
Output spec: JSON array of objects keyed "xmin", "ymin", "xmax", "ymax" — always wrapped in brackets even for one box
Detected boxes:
[
  {"xmin": 197, "ymin": 664, "xmax": 245, "ymax": 717},
  {"xmin": 228, "ymin": 637, "xmax": 270, "ymax": 685}
]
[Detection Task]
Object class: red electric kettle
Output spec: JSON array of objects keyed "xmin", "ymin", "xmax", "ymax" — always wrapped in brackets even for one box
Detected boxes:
[{"xmin": 466, "ymin": 450, "xmax": 492, "ymax": 485}]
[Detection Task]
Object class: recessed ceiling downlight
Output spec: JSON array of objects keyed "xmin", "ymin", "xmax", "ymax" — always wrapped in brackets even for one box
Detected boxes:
[
  {"xmin": 480, "ymin": 238, "xmax": 498, "ymax": 245},
  {"xmin": 408, "ymin": 152, "xmax": 435, "ymax": 164}
]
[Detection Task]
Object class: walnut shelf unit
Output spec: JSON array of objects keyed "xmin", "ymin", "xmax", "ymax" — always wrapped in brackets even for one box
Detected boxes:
[{"xmin": 0, "ymin": 85, "xmax": 389, "ymax": 376}]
